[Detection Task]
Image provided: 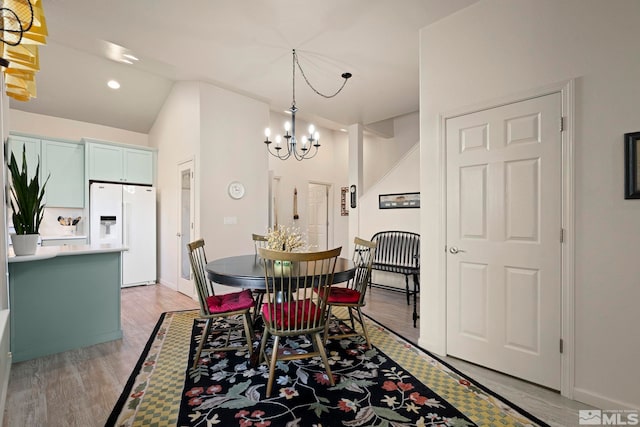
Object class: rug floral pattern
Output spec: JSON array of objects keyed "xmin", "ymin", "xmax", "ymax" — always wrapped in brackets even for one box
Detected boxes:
[
  {"xmin": 107, "ymin": 310, "xmax": 548, "ymax": 427},
  {"xmin": 178, "ymin": 319, "xmax": 475, "ymax": 426}
]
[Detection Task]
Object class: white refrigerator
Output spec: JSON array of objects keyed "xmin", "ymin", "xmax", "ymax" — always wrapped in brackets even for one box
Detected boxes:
[{"xmin": 90, "ymin": 182, "xmax": 157, "ymax": 287}]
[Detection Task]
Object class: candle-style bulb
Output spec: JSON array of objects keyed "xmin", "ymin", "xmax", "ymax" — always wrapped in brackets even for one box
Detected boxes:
[
  {"xmin": 314, "ymin": 131, "xmax": 320, "ymax": 141},
  {"xmin": 308, "ymin": 124, "xmax": 315, "ymax": 135},
  {"xmin": 264, "ymin": 128, "xmax": 271, "ymax": 138},
  {"xmin": 301, "ymin": 136, "xmax": 308, "ymax": 148},
  {"xmin": 284, "ymin": 121, "xmax": 291, "ymax": 132},
  {"xmin": 275, "ymin": 135, "xmax": 282, "ymax": 147}
]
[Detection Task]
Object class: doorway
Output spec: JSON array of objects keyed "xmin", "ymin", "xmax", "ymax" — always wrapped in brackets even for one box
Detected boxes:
[
  {"xmin": 177, "ymin": 160, "xmax": 195, "ymax": 297},
  {"xmin": 445, "ymin": 92, "xmax": 562, "ymax": 389},
  {"xmin": 307, "ymin": 182, "xmax": 331, "ymax": 251}
]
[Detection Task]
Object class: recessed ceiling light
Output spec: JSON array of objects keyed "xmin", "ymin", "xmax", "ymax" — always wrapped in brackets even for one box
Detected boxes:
[
  {"xmin": 123, "ymin": 53, "xmax": 139, "ymax": 61},
  {"xmin": 284, "ymin": 110, "xmax": 292, "ymax": 115},
  {"xmin": 107, "ymin": 80, "xmax": 121, "ymax": 90},
  {"xmin": 340, "ymin": 128, "xmax": 347, "ymax": 132},
  {"xmin": 121, "ymin": 59, "xmax": 133, "ymax": 65}
]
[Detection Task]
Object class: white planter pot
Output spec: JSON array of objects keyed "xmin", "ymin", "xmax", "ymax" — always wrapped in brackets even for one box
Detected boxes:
[{"xmin": 11, "ymin": 233, "xmax": 39, "ymax": 256}]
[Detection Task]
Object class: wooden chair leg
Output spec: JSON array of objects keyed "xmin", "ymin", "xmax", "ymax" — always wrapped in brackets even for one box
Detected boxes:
[
  {"xmin": 258, "ymin": 328, "xmax": 270, "ymax": 365},
  {"xmin": 354, "ymin": 307, "xmax": 371, "ymax": 349},
  {"xmin": 323, "ymin": 306, "xmax": 336, "ymax": 344},
  {"xmin": 265, "ymin": 335, "xmax": 280, "ymax": 398},
  {"xmin": 242, "ymin": 312, "xmax": 254, "ymax": 357},
  {"xmin": 313, "ymin": 332, "xmax": 335, "ymax": 386},
  {"xmin": 193, "ymin": 318, "xmax": 212, "ymax": 369}
]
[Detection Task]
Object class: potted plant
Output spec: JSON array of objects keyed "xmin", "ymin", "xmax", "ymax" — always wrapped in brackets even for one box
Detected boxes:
[{"xmin": 8, "ymin": 145, "xmax": 49, "ymax": 255}]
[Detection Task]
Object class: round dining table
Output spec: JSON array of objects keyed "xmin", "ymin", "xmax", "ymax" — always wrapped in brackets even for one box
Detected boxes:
[{"xmin": 205, "ymin": 254, "xmax": 356, "ymax": 288}]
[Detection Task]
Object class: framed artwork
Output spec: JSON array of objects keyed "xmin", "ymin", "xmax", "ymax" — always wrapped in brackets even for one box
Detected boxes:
[
  {"xmin": 624, "ymin": 131, "xmax": 640, "ymax": 199},
  {"xmin": 340, "ymin": 187, "xmax": 349, "ymax": 216},
  {"xmin": 379, "ymin": 192, "xmax": 420, "ymax": 209}
]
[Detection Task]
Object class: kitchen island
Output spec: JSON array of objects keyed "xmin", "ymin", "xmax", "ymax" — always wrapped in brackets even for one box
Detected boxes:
[{"xmin": 8, "ymin": 244, "xmax": 127, "ymax": 362}]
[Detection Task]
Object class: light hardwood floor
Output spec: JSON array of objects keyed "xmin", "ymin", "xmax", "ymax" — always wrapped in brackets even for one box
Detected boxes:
[{"xmin": 2, "ymin": 284, "xmax": 590, "ymax": 426}]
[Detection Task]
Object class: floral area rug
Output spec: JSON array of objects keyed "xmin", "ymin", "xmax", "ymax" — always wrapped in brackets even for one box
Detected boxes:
[{"xmin": 106, "ymin": 310, "xmax": 550, "ymax": 427}]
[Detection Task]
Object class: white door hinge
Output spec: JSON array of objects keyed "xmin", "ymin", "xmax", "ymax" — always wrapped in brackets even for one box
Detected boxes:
[
  {"xmin": 560, "ymin": 228, "xmax": 565, "ymax": 243},
  {"xmin": 560, "ymin": 338, "xmax": 564, "ymax": 354},
  {"xmin": 560, "ymin": 116, "xmax": 565, "ymax": 132}
]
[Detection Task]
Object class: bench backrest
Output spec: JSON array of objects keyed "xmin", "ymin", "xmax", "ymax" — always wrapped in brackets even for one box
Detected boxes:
[{"xmin": 370, "ymin": 231, "xmax": 420, "ymax": 269}]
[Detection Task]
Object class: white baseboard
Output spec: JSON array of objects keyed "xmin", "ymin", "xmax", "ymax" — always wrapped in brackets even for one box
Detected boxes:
[
  {"xmin": 573, "ymin": 387, "xmax": 639, "ymax": 411},
  {"xmin": 0, "ymin": 310, "xmax": 11, "ymax": 427},
  {"xmin": 158, "ymin": 279, "xmax": 177, "ymax": 290}
]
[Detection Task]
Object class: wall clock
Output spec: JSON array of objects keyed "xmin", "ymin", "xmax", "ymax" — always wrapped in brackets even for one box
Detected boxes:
[{"xmin": 228, "ymin": 181, "xmax": 245, "ymax": 199}]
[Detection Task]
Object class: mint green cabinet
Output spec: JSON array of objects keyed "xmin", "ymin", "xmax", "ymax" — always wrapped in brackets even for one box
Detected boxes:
[
  {"xmin": 88, "ymin": 143, "xmax": 124, "ymax": 182},
  {"xmin": 88, "ymin": 142, "xmax": 153, "ymax": 185},
  {"xmin": 124, "ymin": 148, "xmax": 153, "ymax": 184},
  {"xmin": 7, "ymin": 136, "xmax": 85, "ymax": 208},
  {"xmin": 7, "ymin": 136, "xmax": 40, "ymax": 182},
  {"xmin": 41, "ymin": 140, "xmax": 85, "ymax": 208}
]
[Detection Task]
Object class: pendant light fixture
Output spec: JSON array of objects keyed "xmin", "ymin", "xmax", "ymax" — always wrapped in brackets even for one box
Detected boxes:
[{"xmin": 264, "ymin": 49, "xmax": 351, "ymax": 161}]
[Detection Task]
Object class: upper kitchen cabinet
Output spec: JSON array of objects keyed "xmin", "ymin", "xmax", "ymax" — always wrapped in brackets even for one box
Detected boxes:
[
  {"xmin": 85, "ymin": 140, "xmax": 154, "ymax": 185},
  {"xmin": 7, "ymin": 135, "xmax": 40, "ymax": 182},
  {"xmin": 7, "ymin": 135, "xmax": 85, "ymax": 208},
  {"xmin": 41, "ymin": 140, "xmax": 85, "ymax": 208}
]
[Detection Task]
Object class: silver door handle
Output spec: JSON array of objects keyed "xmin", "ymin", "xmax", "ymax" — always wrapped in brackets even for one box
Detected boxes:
[
  {"xmin": 449, "ymin": 246, "xmax": 466, "ymax": 254},
  {"xmin": 176, "ymin": 232, "xmax": 181, "ymax": 237}
]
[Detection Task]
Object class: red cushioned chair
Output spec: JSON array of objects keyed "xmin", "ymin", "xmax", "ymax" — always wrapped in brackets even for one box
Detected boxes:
[
  {"xmin": 257, "ymin": 246, "xmax": 342, "ymax": 398},
  {"xmin": 323, "ymin": 237, "xmax": 377, "ymax": 349},
  {"xmin": 187, "ymin": 239, "xmax": 255, "ymax": 369}
]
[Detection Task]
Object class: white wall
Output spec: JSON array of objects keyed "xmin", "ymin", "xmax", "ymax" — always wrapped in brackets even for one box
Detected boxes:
[
  {"xmin": 360, "ymin": 145, "xmax": 420, "ymax": 240},
  {"xmin": 148, "ymin": 81, "xmax": 201, "ymax": 289},
  {"xmin": 363, "ymin": 112, "xmax": 419, "ymax": 192},
  {"xmin": 199, "ymin": 83, "xmax": 270, "ymax": 262},
  {"xmin": 268, "ymin": 111, "xmax": 350, "ymax": 254},
  {"xmin": 9, "ymin": 110, "xmax": 148, "ymax": 146},
  {"xmin": 419, "ymin": 0, "xmax": 640, "ymax": 409}
]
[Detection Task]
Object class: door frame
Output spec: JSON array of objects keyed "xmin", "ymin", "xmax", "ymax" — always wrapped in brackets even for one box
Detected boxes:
[
  {"xmin": 177, "ymin": 158, "xmax": 196, "ymax": 298},
  {"xmin": 434, "ymin": 80, "xmax": 575, "ymax": 398}
]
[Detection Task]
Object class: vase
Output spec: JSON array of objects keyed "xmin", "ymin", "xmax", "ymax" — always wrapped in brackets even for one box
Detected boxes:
[{"xmin": 11, "ymin": 233, "xmax": 39, "ymax": 256}]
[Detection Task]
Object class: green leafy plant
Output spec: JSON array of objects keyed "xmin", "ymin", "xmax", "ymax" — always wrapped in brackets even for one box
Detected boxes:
[{"xmin": 8, "ymin": 146, "xmax": 49, "ymax": 235}]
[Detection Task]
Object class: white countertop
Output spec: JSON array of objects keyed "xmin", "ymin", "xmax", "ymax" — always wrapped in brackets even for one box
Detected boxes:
[{"xmin": 8, "ymin": 243, "xmax": 128, "ymax": 263}]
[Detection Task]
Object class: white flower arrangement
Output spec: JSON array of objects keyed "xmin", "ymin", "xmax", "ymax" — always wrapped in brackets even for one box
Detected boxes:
[{"xmin": 265, "ymin": 226, "xmax": 308, "ymax": 252}]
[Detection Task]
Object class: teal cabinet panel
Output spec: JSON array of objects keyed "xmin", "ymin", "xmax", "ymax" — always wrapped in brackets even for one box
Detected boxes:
[
  {"xmin": 8, "ymin": 252, "xmax": 122, "ymax": 362},
  {"xmin": 7, "ymin": 136, "xmax": 40, "ymax": 182},
  {"xmin": 124, "ymin": 148, "xmax": 153, "ymax": 185},
  {"xmin": 41, "ymin": 140, "xmax": 85, "ymax": 208},
  {"xmin": 87, "ymin": 142, "xmax": 154, "ymax": 185},
  {"xmin": 88, "ymin": 143, "xmax": 124, "ymax": 182}
]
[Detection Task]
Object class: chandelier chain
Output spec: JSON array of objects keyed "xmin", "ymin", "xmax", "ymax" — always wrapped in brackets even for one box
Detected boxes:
[{"xmin": 293, "ymin": 50, "xmax": 350, "ymax": 99}]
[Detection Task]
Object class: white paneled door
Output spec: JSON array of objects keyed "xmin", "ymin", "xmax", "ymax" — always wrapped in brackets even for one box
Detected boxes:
[
  {"xmin": 307, "ymin": 183, "xmax": 330, "ymax": 251},
  {"xmin": 446, "ymin": 93, "xmax": 562, "ymax": 390}
]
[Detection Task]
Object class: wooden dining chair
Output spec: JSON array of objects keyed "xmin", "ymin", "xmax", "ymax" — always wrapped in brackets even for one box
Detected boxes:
[
  {"xmin": 187, "ymin": 239, "xmax": 255, "ymax": 369},
  {"xmin": 251, "ymin": 233, "xmax": 269, "ymax": 323},
  {"xmin": 252, "ymin": 233, "xmax": 269, "ymax": 254},
  {"xmin": 257, "ymin": 246, "xmax": 342, "ymax": 398},
  {"xmin": 322, "ymin": 237, "xmax": 377, "ymax": 348}
]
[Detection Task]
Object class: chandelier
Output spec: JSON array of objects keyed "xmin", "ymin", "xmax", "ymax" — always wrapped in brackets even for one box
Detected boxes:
[{"xmin": 264, "ymin": 49, "xmax": 352, "ymax": 161}]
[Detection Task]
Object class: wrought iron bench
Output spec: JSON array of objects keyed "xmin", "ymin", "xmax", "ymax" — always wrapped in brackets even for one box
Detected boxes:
[{"xmin": 369, "ymin": 231, "xmax": 420, "ymax": 327}]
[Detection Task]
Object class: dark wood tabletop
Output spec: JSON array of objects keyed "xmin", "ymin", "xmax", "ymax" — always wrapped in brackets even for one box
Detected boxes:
[{"xmin": 205, "ymin": 254, "xmax": 355, "ymax": 289}]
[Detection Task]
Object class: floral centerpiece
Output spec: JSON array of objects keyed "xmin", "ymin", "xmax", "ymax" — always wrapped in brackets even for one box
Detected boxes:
[{"xmin": 265, "ymin": 226, "xmax": 307, "ymax": 252}]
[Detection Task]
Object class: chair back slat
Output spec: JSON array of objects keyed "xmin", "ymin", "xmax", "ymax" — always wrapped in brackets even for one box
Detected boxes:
[
  {"xmin": 258, "ymin": 247, "xmax": 342, "ymax": 336},
  {"xmin": 350, "ymin": 237, "xmax": 377, "ymax": 302}
]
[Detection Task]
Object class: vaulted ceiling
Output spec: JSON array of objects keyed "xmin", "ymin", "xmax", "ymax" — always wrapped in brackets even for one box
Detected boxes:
[{"xmin": 8, "ymin": 0, "xmax": 478, "ymax": 134}]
